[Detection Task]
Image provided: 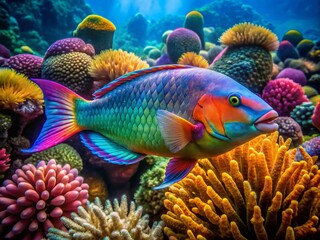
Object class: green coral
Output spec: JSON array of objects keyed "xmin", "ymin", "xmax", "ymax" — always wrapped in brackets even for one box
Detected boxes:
[
  {"xmin": 134, "ymin": 157, "xmax": 169, "ymax": 215},
  {"xmin": 25, "ymin": 143, "xmax": 83, "ymax": 171},
  {"xmin": 290, "ymin": 102, "xmax": 316, "ymax": 135},
  {"xmin": 47, "ymin": 195, "xmax": 164, "ymax": 240}
]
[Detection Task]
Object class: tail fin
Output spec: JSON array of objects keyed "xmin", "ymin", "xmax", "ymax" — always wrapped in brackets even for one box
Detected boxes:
[{"xmin": 22, "ymin": 79, "xmax": 85, "ymax": 153}]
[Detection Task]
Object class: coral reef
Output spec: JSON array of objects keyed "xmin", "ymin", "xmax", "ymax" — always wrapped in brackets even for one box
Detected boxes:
[
  {"xmin": 290, "ymin": 102, "xmax": 316, "ymax": 135},
  {"xmin": 47, "ymin": 195, "xmax": 164, "ymax": 239},
  {"xmin": 275, "ymin": 117, "xmax": 304, "ymax": 147},
  {"xmin": 166, "ymin": 28, "xmax": 201, "ymax": 63},
  {"xmin": 73, "ymin": 14, "xmax": 116, "ymax": 54},
  {"xmin": 2, "ymin": 53, "xmax": 43, "ymax": 78},
  {"xmin": 276, "ymin": 68, "xmax": 307, "ymax": 86},
  {"xmin": 262, "ymin": 78, "xmax": 309, "ymax": 116},
  {"xmin": 0, "ymin": 148, "xmax": 10, "ymax": 176},
  {"xmin": 297, "ymin": 39, "xmax": 314, "ymax": 58},
  {"xmin": 0, "ymin": 159, "xmax": 89, "ymax": 239},
  {"xmin": 210, "ymin": 22, "xmax": 279, "ymax": 94},
  {"xmin": 184, "ymin": 11, "xmax": 205, "ymax": 49},
  {"xmin": 177, "ymin": 52, "xmax": 209, "ymax": 68},
  {"xmin": 134, "ymin": 157, "xmax": 170, "ymax": 216},
  {"xmin": 0, "ymin": 114, "xmax": 11, "ymax": 148},
  {"xmin": 25, "ymin": 144, "xmax": 83, "ymax": 171},
  {"xmin": 282, "ymin": 30, "xmax": 304, "ymax": 47},
  {"xmin": 207, "ymin": 45, "xmax": 223, "ymax": 64},
  {"xmin": 312, "ymin": 101, "xmax": 320, "ymax": 131},
  {"xmin": 303, "ymin": 86, "xmax": 318, "ymax": 99},
  {"xmin": 277, "ymin": 40, "xmax": 300, "ymax": 62},
  {"xmin": 295, "ymin": 137, "xmax": 320, "ymax": 167},
  {"xmin": 41, "ymin": 38, "xmax": 94, "ymax": 95},
  {"xmin": 89, "ymin": 49, "xmax": 149, "ymax": 84},
  {"xmin": 162, "ymin": 132, "xmax": 320, "ymax": 239},
  {"xmin": 0, "ymin": 68, "xmax": 43, "ymax": 122}
]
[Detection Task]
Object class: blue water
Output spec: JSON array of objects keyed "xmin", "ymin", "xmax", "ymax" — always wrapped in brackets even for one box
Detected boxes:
[{"xmin": 85, "ymin": 0, "xmax": 320, "ymax": 38}]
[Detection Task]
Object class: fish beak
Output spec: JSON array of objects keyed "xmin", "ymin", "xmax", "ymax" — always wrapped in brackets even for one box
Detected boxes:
[{"xmin": 254, "ymin": 110, "xmax": 278, "ymax": 133}]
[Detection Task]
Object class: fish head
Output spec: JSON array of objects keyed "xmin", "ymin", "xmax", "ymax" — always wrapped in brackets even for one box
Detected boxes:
[{"xmin": 193, "ymin": 82, "xmax": 278, "ymax": 144}]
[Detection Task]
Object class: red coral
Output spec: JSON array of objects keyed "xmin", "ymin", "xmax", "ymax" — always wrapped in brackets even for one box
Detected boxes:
[
  {"xmin": 0, "ymin": 148, "xmax": 10, "ymax": 173},
  {"xmin": 262, "ymin": 78, "xmax": 309, "ymax": 116},
  {"xmin": 312, "ymin": 100, "xmax": 320, "ymax": 130},
  {"xmin": 0, "ymin": 159, "xmax": 89, "ymax": 240}
]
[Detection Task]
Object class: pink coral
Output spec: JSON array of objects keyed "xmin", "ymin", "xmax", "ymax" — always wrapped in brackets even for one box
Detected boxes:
[
  {"xmin": 44, "ymin": 37, "xmax": 95, "ymax": 59},
  {"xmin": 2, "ymin": 54, "xmax": 43, "ymax": 78},
  {"xmin": 312, "ymin": 100, "xmax": 320, "ymax": 130},
  {"xmin": 262, "ymin": 78, "xmax": 309, "ymax": 116},
  {"xmin": 0, "ymin": 159, "xmax": 88, "ymax": 240},
  {"xmin": 0, "ymin": 148, "xmax": 10, "ymax": 173}
]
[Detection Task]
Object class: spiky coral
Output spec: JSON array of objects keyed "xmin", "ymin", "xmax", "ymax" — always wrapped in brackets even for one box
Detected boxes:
[
  {"xmin": 47, "ymin": 195, "xmax": 164, "ymax": 240},
  {"xmin": 219, "ymin": 22, "xmax": 279, "ymax": 51},
  {"xmin": 0, "ymin": 68, "xmax": 43, "ymax": 109},
  {"xmin": 25, "ymin": 143, "xmax": 83, "ymax": 171},
  {"xmin": 177, "ymin": 52, "xmax": 209, "ymax": 68},
  {"xmin": 162, "ymin": 132, "xmax": 320, "ymax": 239},
  {"xmin": 89, "ymin": 49, "xmax": 149, "ymax": 83},
  {"xmin": 210, "ymin": 22, "xmax": 279, "ymax": 94}
]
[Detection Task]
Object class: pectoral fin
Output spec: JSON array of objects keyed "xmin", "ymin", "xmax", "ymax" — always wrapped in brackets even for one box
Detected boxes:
[
  {"xmin": 153, "ymin": 157, "xmax": 197, "ymax": 190},
  {"xmin": 156, "ymin": 110, "xmax": 195, "ymax": 153},
  {"xmin": 80, "ymin": 131, "xmax": 145, "ymax": 165}
]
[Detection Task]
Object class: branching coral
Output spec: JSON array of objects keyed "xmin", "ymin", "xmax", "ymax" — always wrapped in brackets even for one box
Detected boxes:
[
  {"xmin": 89, "ymin": 49, "xmax": 149, "ymax": 83},
  {"xmin": 0, "ymin": 159, "xmax": 89, "ymax": 239},
  {"xmin": 25, "ymin": 143, "xmax": 83, "ymax": 171},
  {"xmin": 162, "ymin": 132, "xmax": 320, "ymax": 239},
  {"xmin": 47, "ymin": 195, "xmax": 164, "ymax": 240},
  {"xmin": 177, "ymin": 52, "xmax": 209, "ymax": 68}
]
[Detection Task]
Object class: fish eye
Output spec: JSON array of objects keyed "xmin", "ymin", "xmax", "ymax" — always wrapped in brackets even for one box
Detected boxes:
[{"xmin": 228, "ymin": 94, "xmax": 241, "ymax": 107}]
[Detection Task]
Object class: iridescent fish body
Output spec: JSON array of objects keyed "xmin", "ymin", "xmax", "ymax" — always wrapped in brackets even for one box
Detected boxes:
[{"xmin": 23, "ymin": 65, "xmax": 278, "ymax": 189}]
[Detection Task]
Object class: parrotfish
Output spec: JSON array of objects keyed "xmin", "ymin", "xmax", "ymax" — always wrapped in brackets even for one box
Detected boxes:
[{"xmin": 23, "ymin": 65, "xmax": 278, "ymax": 189}]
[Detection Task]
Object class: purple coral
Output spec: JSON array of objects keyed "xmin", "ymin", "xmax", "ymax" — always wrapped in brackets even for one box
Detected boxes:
[
  {"xmin": 0, "ymin": 148, "xmax": 10, "ymax": 173},
  {"xmin": 276, "ymin": 40, "xmax": 299, "ymax": 62},
  {"xmin": 0, "ymin": 159, "xmax": 88, "ymax": 240},
  {"xmin": 2, "ymin": 54, "xmax": 43, "ymax": 78},
  {"xmin": 0, "ymin": 44, "xmax": 10, "ymax": 59},
  {"xmin": 166, "ymin": 28, "xmax": 201, "ymax": 63},
  {"xmin": 275, "ymin": 116, "xmax": 303, "ymax": 147},
  {"xmin": 44, "ymin": 38, "xmax": 95, "ymax": 59},
  {"xmin": 262, "ymin": 78, "xmax": 309, "ymax": 116},
  {"xmin": 276, "ymin": 67, "xmax": 307, "ymax": 86},
  {"xmin": 155, "ymin": 53, "xmax": 174, "ymax": 65},
  {"xmin": 295, "ymin": 136, "xmax": 320, "ymax": 166}
]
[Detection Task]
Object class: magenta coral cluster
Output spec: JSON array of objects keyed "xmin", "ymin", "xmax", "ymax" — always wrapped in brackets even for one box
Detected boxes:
[
  {"xmin": 2, "ymin": 54, "xmax": 43, "ymax": 78},
  {"xmin": 262, "ymin": 78, "xmax": 309, "ymax": 116},
  {"xmin": 0, "ymin": 159, "xmax": 88, "ymax": 240},
  {"xmin": 43, "ymin": 37, "xmax": 95, "ymax": 59},
  {"xmin": 312, "ymin": 101, "xmax": 320, "ymax": 131},
  {"xmin": 0, "ymin": 148, "xmax": 10, "ymax": 173}
]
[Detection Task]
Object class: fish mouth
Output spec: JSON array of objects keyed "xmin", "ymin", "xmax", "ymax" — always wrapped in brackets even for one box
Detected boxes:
[{"xmin": 254, "ymin": 110, "xmax": 278, "ymax": 133}]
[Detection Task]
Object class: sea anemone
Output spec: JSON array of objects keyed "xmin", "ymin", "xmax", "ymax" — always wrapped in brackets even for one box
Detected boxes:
[
  {"xmin": 73, "ymin": 14, "xmax": 116, "ymax": 54},
  {"xmin": 162, "ymin": 132, "xmax": 320, "ymax": 239},
  {"xmin": 262, "ymin": 78, "xmax": 309, "ymax": 116},
  {"xmin": 0, "ymin": 159, "xmax": 89, "ymax": 239},
  {"xmin": 177, "ymin": 52, "xmax": 209, "ymax": 68},
  {"xmin": 219, "ymin": 22, "xmax": 279, "ymax": 51},
  {"xmin": 89, "ymin": 49, "xmax": 149, "ymax": 83},
  {"xmin": 47, "ymin": 195, "xmax": 164, "ymax": 239},
  {"xmin": 0, "ymin": 68, "xmax": 43, "ymax": 110}
]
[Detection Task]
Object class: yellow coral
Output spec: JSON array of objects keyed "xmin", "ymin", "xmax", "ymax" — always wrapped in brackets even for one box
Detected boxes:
[
  {"xmin": 219, "ymin": 22, "xmax": 279, "ymax": 51},
  {"xmin": 20, "ymin": 45, "xmax": 34, "ymax": 54},
  {"xmin": 0, "ymin": 68, "xmax": 43, "ymax": 109},
  {"xmin": 89, "ymin": 49, "xmax": 149, "ymax": 83},
  {"xmin": 162, "ymin": 132, "xmax": 320, "ymax": 239},
  {"xmin": 75, "ymin": 14, "xmax": 116, "ymax": 31},
  {"xmin": 178, "ymin": 52, "xmax": 209, "ymax": 68}
]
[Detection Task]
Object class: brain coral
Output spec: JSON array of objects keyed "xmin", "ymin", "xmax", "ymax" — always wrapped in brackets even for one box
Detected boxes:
[
  {"xmin": 41, "ymin": 38, "xmax": 94, "ymax": 94},
  {"xmin": 47, "ymin": 195, "xmax": 164, "ymax": 239},
  {"xmin": 89, "ymin": 49, "xmax": 149, "ymax": 83},
  {"xmin": 166, "ymin": 27, "xmax": 201, "ymax": 63},
  {"xmin": 262, "ymin": 78, "xmax": 309, "ymax": 116},
  {"xmin": 184, "ymin": 11, "xmax": 205, "ymax": 49},
  {"xmin": 178, "ymin": 52, "xmax": 209, "ymax": 68},
  {"xmin": 162, "ymin": 132, "xmax": 320, "ymax": 239},
  {"xmin": 2, "ymin": 53, "xmax": 43, "ymax": 78},
  {"xmin": 276, "ymin": 68, "xmax": 307, "ymax": 86},
  {"xmin": 73, "ymin": 14, "xmax": 116, "ymax": 54},
  {"xmin": 0, "ymin": 159, "xmax": 89, "ymax": 240},
  {"xmin": 210, "ymin": 22, "xmax": 279, "ymax": 94},
  {"xmin": 25, "ymin": 143, "xmax": 83, "ymax": 171}
]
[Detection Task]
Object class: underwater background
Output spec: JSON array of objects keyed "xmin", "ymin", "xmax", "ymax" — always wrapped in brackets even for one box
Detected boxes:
[{"xmin": 0, "ymin": 0, "xmax": 320, "ymax": 239}]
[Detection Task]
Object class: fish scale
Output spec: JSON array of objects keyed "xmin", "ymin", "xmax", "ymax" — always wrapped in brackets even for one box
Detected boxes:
[{"xmin": 76, "ymin": 69, "xmax": 207, "ymax": 154}]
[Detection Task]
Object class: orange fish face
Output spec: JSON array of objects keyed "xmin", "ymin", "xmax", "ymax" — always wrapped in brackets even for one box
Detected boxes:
[{"xmin": 193, "ymin": 92, "xmax": 278, "ymax": 143}]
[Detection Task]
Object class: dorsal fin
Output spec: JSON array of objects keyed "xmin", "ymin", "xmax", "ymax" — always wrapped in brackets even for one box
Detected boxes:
[{"xmin": 93, "ymin": 64, "xmax": 193, "ymax": 99}]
